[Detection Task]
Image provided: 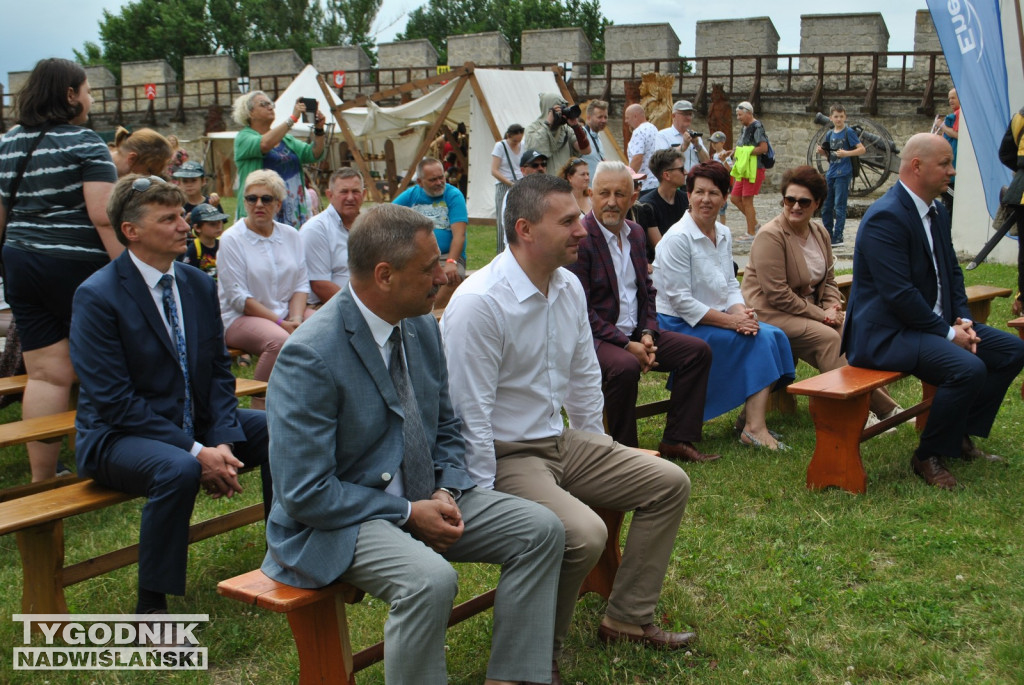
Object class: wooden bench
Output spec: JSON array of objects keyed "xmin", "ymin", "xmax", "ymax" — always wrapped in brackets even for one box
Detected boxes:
[
  {"xmin": 0, "ymin": 379, "xmax": 269, "ymax": 617},
  {"xmin": 788, "ymin": 366, "xmax": 934, "ymax": 494},
  {"xmin": 833, "ymin": 276, "xmax": 1010, "ymax": 325},
  {"xmin": 218, "ymin": 449, "xmax": 657, "ymax": 684},
  {"xmin": 0, "ymin": 374, "xmax": 28, "ymax": 397}
]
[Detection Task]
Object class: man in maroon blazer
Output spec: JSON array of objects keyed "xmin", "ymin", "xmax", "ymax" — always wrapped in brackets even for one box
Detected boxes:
[{"xmin": 566, "ymin": 161, "xmax": 719, "ymax": 462}]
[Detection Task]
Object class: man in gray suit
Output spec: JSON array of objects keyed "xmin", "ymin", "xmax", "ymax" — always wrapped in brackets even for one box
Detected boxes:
[{"xmin": 262, "ymin": 204, "xmax": 564, "ymax": 685}]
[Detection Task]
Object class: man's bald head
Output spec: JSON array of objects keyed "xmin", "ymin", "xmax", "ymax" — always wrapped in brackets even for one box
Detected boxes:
[
  {"xmin": 625, "ymin": 104, "xmax": 647, "ymax": 130},
  {"xmin": 899, "ymin": 133, "xmax": 955, "ymax": 202}
]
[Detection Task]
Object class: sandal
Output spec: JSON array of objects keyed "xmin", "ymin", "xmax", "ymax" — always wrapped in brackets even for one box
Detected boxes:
[
  {"xmin": 733, "ymin": 416, "xmax": 782, "ymax": 440},
  {"xmin": 739, "ymin": 430, "xmax": 791, "ymax": 451}
]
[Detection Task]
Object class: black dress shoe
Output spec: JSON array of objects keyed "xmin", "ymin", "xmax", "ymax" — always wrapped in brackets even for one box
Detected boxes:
[
  {"xmin": 959, "ymin": 436, "xmax": 1006, "ymax": 462},
  {"xmin": 910, "ymin": 452, "xmax": 958, "ymax": 490},
  {"xmin": 658, "ymin": 441, "xmax": 722, "ymax": 463}
]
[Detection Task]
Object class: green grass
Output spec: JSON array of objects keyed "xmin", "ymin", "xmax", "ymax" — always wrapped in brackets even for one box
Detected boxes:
[{"xmin": 1, "ymin": 226, "xmax": 1023, "ymax": 683}]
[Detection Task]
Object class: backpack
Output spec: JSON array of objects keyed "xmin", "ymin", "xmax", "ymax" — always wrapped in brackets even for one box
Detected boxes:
[
  {"xmin": 755, "ymin": 121, "xmax": 775, "ymax": 169},
  {"xmin": 845, "ymin": 127, "xmax": 861, "ymax": 178}
]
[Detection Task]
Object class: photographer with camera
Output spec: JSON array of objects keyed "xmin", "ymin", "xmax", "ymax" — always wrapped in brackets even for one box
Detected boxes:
[
  {"xmin": 655, "ymin": 100, "xmax": 710, "ymax": 174},
  {"xmin": 524, "ymin": 93, "xmax": 590, "ymax": 179}
]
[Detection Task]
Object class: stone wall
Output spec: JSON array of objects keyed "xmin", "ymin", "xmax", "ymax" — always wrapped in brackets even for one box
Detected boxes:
[
  {"xmin": 913, "ymin": 9, "xmax": 948, "ymax": 76},
  {"xmin": 800, "ymin": 13, "xmax": 889, "ymax": 87},
  {"xmin": 377, "ymin": 39, "xmax": 438, "ymax": 89},
  {"xmin": 121, "ymin": 60, "xmax": 178, "ymax": 113},
  {"xmin": 522, "ymin": 28, "xmax": 591, "ymax": 66},
  {"xmin": 183, "ymin": 55, "xmax": 240, "ymax": 110},
  {"xmin": 312, "ymin": 46, "xmax": 372, "ymax": 101},
  {"xmin": 604, "ymin": 23, "xmax": 681, "ymax": 93},
  {"xmin": 695, "ymin": 17, "xmax": 780, "ymax": 90},
  {"xmin": 447, "ymin": 31, "xmax": 512, "ymax": 67},
  {"xmin": 249, "ymin": 49, "xmax": 304, "ymax": 99}
]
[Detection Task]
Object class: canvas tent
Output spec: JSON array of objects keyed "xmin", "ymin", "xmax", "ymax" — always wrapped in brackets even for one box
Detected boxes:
[{"xmin": 201, "ymin": 65, "xmax": 624, "ymax": 222}]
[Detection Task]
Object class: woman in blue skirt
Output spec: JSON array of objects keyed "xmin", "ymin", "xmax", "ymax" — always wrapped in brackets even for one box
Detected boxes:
[{"xmin": 653, "ymin": 162, "xmax": 795, "ymax": 450}]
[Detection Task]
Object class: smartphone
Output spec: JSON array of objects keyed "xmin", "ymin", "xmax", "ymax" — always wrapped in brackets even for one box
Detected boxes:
[{"xmin": 300, "ymin": 97, "xmax": 318, "ymax": 123}]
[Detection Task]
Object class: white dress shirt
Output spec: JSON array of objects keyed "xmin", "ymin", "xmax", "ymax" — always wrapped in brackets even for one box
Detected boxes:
[
  {"xmin": 302, "ymin": 205, "xmax": 351, "ymax": 305},
  {"xmin": 653, "ymin": 211, "xmax": 744, "ymax": 325},
  {"xmin": 440, "ymin": 250, "xmax": 605, "ymax": 488},
  {"xmin": 596, "ymin": 220, "xmax": 639, "ymax": 336},
  {"xmin": 898, "ymin": 181, "xmax": 961, "ymax": 341},
  {"xmin": 127, "ymin": 250, "xmax": 203, "ymax": 457},
  {"xmin": 217, "ymin": 219, "xmax": 310, "ymax": 330}
]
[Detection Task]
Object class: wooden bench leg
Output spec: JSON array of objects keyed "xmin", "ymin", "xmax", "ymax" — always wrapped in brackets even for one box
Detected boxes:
[
  {"xmin": 769, "ymin": 387, "xmax": 797, "ymax": 414},
  {"xmin": 579, "ymin": 507, "xmax": 623, "ymax": 600},
  {"xmin": 288, "ymin": 594, "xmax": 355, "ymax": 685},
  {"xmin": 805, "ymin": 395, "xmax": 870, "ymax": 494},
  {"xmin": 16, "ymin": 521, "xmax": 68, "ymax": 616}
]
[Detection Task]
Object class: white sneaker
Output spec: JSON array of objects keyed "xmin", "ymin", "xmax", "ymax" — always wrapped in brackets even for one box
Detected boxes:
[{"xmin": 865, "ymin": 404, "xmax": 904, "ymax": 434}]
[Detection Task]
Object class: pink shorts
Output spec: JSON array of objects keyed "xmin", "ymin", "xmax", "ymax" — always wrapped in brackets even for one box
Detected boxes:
[{"xmin": 734, "ymin": 167, "xmax": 766, "ymax": 197}]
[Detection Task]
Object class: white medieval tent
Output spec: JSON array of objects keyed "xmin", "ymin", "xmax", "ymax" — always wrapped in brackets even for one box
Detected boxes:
[{"xmin": 200, "ymin": 64, "xmax": 624, "ymax": 223}]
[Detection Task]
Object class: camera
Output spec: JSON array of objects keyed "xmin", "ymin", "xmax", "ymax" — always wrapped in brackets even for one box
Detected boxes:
[
  {"xmin": 300, "ymin": 97, "xmax": 318, "ymax": 123},
  {"xmin": 561, "ymin": 103, "xmax": 581, "ymax": 120},
  {"xmin": 689, "ymin": 131, "xmax": 703, "ymax": 137}
]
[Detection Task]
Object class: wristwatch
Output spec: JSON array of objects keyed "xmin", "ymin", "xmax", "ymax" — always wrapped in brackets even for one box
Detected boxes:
[{"xmin": 641, "ymin": 328, "xmax": 660, "ymax": 343}]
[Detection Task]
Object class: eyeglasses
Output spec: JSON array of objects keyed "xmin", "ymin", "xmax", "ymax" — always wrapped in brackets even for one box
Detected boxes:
[
  {"xmin": 528, "ymin": 161, "xmax": 548, "ymax": 169},
  {"xmin": 783, "ymin": 196, "xmax": 814, "ymax": 208},
  {"xmin": 665, "ymin": 166, "xmax": 685, "ymax": 173},
  {"xmin": 244, "ymin": 194, "xmax": 276, "ymax": 205},
  {"xmin": 254, "ymin": 100, "xmax": 274, "ymax": 109},
  {"xmin": 129, "ymin": 175, "xmax": 168, "ymax": 197}
]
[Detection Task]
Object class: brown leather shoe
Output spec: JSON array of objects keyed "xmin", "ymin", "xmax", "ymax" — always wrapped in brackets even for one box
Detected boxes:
[
  {"xmin": 658, "ymin": 441, "xmax": 722, "ymax": 463},
  {"xmin": 911, "ymin": 453, "xmax": 958, "ymax": 490},
  {"xmin": 522, "ymin": 659, "xmax": 561, "ymax": 685},
  {"xmin": 597, "ymin": 622, "xmax": 696, "ymax": 649},
  {"xmin": 959, "ymin": 436, "xmax": 1006, "ymax": 462}
]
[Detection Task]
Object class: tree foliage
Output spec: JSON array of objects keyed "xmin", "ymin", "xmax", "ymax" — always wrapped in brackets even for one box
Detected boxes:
[
  {"xmin": 77, "ymin": 0, "xmax": 382, "ymax": 78},
  {"xmin": 398, "ymin": 0, "xmax": 611, "ymax": 65}
]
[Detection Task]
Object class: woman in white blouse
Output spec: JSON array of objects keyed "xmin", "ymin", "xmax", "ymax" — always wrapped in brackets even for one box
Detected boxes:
[
  {"xmin": 653, "ymin": 162, "xmax": 795, "ymax": 450},
  {"xmin": 491, "ymin": 123, "xmax": 524, "ymax": 219},
  {"xmin": 218, "ymin": 169, "xmax": 312, "ymax": 408}
]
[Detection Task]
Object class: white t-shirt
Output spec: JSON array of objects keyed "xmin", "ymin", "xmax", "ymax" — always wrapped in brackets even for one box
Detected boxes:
[{"xmin": 491, "ymin": 140, "xmax": 522, "ymax": 185}]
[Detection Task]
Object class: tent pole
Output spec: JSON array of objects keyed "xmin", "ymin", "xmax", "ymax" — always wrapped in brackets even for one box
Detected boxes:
[
  {"xmin": 467, "ymin": 72, "xmax": 502, "ymax": 142},
  {"xmin": 393, "ymin": 74, "xmax": 470, "ymax": 198},
  {"xmin": 317, "ymin": 74, "xmax": 384, "ymax": 203}
]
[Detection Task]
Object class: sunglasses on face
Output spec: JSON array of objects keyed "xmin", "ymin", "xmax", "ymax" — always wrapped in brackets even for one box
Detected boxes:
[
  {"xmin": 783, "ymin": 196, "xmax": 814, "ymax": 208},
  {"xmin": 528, "ymin": 161, "xmax": 548, "ymax": 169},
  {"xmin": 244, "ymin": 194, "xmax": 276, "ymax": 205}
]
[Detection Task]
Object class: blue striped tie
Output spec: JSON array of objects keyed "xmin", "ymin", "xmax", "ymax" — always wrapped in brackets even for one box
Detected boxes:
[{"xmin": 159, "ymin": 274, "xmax": 194, "ymax": 437}]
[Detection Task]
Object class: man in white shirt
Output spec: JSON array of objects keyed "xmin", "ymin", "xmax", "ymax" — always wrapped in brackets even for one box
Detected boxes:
[
  {"xmin": 442, "ymin": 174, "xmax": 695, "ymax": 682},
  {"xmin": 625, "ymin": 104, "xmax": 660, "ymax": 192},
  {"xmin": 302, "ymin": 168, "xmax": 365, "ymax": 305},
  {"xmin": 654, "ymin": 100, "xmax": 710, "ymax": 173},
  {"xmin": 263, "ymin": 204, "xmax": 564, "ymax": 685}
]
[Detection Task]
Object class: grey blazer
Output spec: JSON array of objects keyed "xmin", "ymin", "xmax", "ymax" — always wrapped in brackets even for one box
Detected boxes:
[{"xmin": 261, "ymin": 288, "xmax": 476, "ymax": 588}]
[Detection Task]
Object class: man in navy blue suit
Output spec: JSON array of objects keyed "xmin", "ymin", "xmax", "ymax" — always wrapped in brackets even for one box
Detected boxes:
[
  {"xmin": 843, "ymin": 133, "xmax": 1024, "ymax": 489},
  {"xmin": 70, "ymin": 175, "xmax": 270, "ymax": 617}
]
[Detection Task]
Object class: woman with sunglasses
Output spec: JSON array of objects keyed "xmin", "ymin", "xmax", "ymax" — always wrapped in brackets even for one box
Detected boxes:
[
  {"xmin": 217, "ymin": 170, "xmax": 311, "ymax": 408},
  {"xmin": 742, "ymin": 166, "xmax": 901, "ymax": 426},
  {"xmin": 232, "ymin": 91, "xmax": 326, "ymax": 228},
  {"xmin": 560, "ymin": 157, "xmax": 592, "ymax": 216},
  {"xmin": 0, "ymin": 58, "xmax": 122, "ymax": 480},
  {"xmin": 653, "ymin": 162, "xmax": 794, "ymax": 450}
]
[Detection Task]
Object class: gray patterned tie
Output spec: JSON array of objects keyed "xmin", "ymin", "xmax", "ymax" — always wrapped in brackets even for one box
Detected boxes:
[
  {"xmin": 388, "ymin": 326, "xmax": 434, "ymax": 501},
  {"xmin": 159, "ymin": 274, "xmax": 194, "ymax": 437}
]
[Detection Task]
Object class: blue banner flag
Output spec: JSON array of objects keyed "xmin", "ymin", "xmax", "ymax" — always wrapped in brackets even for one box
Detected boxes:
[{"xmin": 927, "ymin": 0, "xmax": 1012, "ymax": 217}]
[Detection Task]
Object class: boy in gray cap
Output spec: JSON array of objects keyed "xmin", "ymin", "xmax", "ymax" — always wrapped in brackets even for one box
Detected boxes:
[{"xmin": 172, "ymin": 161, "xmax": 222, "ymax": 220}]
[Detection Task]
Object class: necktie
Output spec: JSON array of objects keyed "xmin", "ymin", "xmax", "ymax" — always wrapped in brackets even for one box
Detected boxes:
[
  {"xmin": 159, "ymin": 274, "xmax": 194, "ymax": 437},
  {"xmin": 388, "ymin": 326, "xmax": 434, "ymax": 501}
]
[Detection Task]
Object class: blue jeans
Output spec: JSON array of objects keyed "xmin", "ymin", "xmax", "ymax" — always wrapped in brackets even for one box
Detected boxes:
[{"xmin": 823, "ymin": 174, "xmax": 851, "ymax": 243}]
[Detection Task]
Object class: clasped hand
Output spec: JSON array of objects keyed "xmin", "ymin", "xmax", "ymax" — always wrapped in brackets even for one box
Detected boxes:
[
  {"xmin": 731, "ymin": 308, "xmax": 760, "ymax": 335},
  {"xmin": 952, "ymin": 317, "xmax": 980, "ymax": 353},
  {"xmin": 406, "ymin": 490, "xmax": 464, "ymax": 553},
  {"xmin": 198, "ymin": 444, "xmax": 244, "ymax": 499},
  {"xmin": 625, "ymin": 336, "xmax": 658, "ymax": 373}
]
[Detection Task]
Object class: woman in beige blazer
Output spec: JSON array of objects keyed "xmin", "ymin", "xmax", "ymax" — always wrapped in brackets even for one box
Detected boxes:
[{"xmin": 741, "ymin": 166, "xmax": 900, "ymax": 425}]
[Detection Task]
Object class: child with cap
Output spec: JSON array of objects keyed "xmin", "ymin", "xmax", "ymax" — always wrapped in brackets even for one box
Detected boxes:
[
  {"xmin": 172, "ymin": 161, "xmax": 222, "ymax": 220},
  {"xmin": 709, "ymin": 131, "xmax": 733, "ymax": 222},
  {"xmin": 184, "ymin": 203, "xmax": 228, "ymax": 279}
]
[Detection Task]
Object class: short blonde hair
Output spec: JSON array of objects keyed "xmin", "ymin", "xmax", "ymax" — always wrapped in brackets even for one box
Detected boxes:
[
  {"xmin": 232, "ymin": 91, "xmax": 270, "ymax": 128},
  {"xmin": 243, "ymin": 169, "xmax": 286, "ymax": 201}
]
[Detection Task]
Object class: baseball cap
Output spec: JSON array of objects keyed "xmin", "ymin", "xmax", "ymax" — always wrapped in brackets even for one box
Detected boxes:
[
  {"xmin": 190, "ymin": 203, "xmax": 229, "ymax": 224},
  {"xmin": 520, "ymin": 149, "xmax": 549, "ymax": 166},
  {"xmin": 736, "ymin": 101, "xmax": 754, "ymax": 113},
  {"xmin": 172, "ymin": 161, "xmax": 206, "ymax": 178},
  {"xmin": 709, "ymin": 131, "xmax": 727, "ymax": 143},
  {"xmin": 672, "ymin": 100, "xmax": 694, "ymax": 113}
]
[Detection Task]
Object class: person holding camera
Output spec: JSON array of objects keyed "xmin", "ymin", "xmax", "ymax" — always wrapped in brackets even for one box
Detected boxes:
[
  {"xmin": 654, "ymin": 100, "xmax": 710, "ymax": 174},
  {"xmin": 524, "ymin": 93, "xmax": 590, "ymax": 180},
  {"xmin": 232, "ymin": 92, "xmax": 326, "ymax": 228}
]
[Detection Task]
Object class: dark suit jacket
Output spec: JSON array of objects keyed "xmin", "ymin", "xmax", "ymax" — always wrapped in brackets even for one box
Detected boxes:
[
  {"xmin": 842, "ymin": 182, "xmax": 971, "ymax": 370},
  {"xmin": 262, "ymin": 288, "xmax": 476, "ymax": 588},
  {"xmin": 566, "ymin": 211, "xmax": 658, "ymax": 349},
  {"xmin": 71, "ymin": 252, "xmax": 245, "ymax": 475}
]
